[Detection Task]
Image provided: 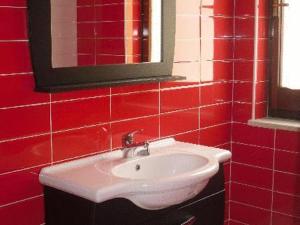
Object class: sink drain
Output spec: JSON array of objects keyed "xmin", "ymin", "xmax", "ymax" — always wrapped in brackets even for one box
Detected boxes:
[{"xmin": 135, "ymin": 164, "xmax": 141, "ymax": 171}]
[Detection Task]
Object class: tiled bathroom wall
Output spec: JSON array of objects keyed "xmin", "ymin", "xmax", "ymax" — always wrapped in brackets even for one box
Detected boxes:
[
  {"xmin": 0, "ymin": 0, "xmax": 299, "ymax": 225},
  {"xmin": 0, "ymin": 1, "xmax": 233, "ymax": 224},
  {"xmin": 77, "ymin": 0, "xmax": 143, "ymax": 65},
  {"xmin": 229, "ymin": 0, "xmax": 300, "ymax": 225}
]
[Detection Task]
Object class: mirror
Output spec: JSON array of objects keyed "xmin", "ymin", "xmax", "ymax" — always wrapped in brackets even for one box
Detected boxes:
[
  {"xmin": 28, "ymin": 0, "xmax": 183, "ymax": 92},
  {"xmin": 51, "ymin": 0, "xmax": 162, "ymax": 68}
]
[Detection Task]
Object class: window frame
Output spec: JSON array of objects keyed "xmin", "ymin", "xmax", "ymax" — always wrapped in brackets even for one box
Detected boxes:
[{"xmin": 269, "ymin": 0, "xmax": 300, "ymax": 120}]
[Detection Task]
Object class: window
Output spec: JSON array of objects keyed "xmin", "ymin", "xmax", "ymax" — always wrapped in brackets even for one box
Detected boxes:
[{"xmin": 270, "ymin": 0, "xmax": 300, "ymax": 120}]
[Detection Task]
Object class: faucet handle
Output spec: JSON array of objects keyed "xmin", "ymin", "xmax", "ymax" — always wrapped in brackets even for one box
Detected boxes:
[{"xmin": 122, "ymin": 129, "xmax": 144, "ymax": 147}]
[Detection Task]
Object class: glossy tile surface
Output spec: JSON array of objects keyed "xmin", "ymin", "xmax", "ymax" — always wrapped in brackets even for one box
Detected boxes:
[{"xmin": 1, "ymin": 0, "xmax": 299, "ymax": 224}]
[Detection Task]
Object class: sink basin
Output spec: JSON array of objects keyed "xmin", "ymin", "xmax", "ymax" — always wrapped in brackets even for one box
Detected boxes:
[
  {"xmin": 112, "ymin": 153, "xmax": 209, "ymax": 180},
  {"xmin": 39, "ymin": 138, "xmax": 231, "ymax": 210}
]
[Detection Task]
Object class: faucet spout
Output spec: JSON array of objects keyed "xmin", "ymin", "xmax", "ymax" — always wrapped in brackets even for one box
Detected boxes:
[{"xmin": 122, "ymin": 130, "xmax": 150, "ymax": 158}]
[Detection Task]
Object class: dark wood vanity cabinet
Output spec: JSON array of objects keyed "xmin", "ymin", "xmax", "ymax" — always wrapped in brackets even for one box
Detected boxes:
[{"xmin": 44, "ymin": 165, "xmax": 225, "ymax": 225}]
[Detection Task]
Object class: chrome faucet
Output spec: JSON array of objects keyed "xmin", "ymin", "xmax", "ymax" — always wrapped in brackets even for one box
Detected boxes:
[{"xmin": 122, "ymin": 129, "xmax": 150, "ymax": 158}]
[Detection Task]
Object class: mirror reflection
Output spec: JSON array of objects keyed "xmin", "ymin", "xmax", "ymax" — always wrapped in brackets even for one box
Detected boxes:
[{"xmin": 51, "ymin": 0, "xmax": 162, "ymax": 68}]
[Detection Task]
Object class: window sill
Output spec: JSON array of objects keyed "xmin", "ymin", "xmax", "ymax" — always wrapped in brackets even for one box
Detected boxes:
[{"xmin": 248, "ymin": 117, "xmax": 300, "ymax": 132}]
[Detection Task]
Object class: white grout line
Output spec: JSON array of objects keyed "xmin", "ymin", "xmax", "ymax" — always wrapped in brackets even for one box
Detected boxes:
[
  {"xmin": 229, "ymin": 0, "xmax": 237, "ymax": 220},
  {"xmin": 0, "ymin": 102, "xmax": 50, "ymax": 110},
  {"xmin": 232, "ymin": 161, "xmax": 273, "ymax": 171},
  {"xmin": 232, "ymin": 200, "xmax": 300, "ymax": 220},
  {"xmin": 160, "ymin": 83, "xmax": 201, "ymax": 91},
  {"xmin": 231, "ymin": 181, "xmax": 272, "ymax": 192},
  {"xmin": 232, "ymin": 140, "xmax": 299, "ymax": 154},
  {"xmin": 49, "ymin": 94, "xmax": 54, "ymax": 165},
  {"xmin": 0, "ymin": 72, "xmax": 33, "ymax": 76},
  {"xmin": 0, "ymin": 6, "xmax": 26, "ymax": 9},
  {"xmin": 232, "ymin": 160, "xmax": 300, "ymax": 177},
  {"xmin": 200, "ymin": 101, "xmax": 232, "ymax": 108},
  {"xmin": 0, "ymin": 163, "xmax": 51, "ymax": 177},
  {"xmin": 165, "ymin": 129, "xmax": 200, "ymax": 140},
  {"xmin": 109, "ymin": 87, "xmax": 113, "ymax": 151},
  {"xmin": 158, "ymin": 83, "xmax": 161, "ymax": 138},
  {"xmin": 231, "ymin": 200, "xmax": 270, "ymax": 212},
  {"xmin": 230, "ymin": 219, "xmax": 249, "ymax": 225},
  {"xmin": 0, "ymin": 39, "xmax": 28, "ymax": 42},
  {"xmin": 111, "ymin": 89, "xmax": 159, "ymax": 97},
  {"xmin": 0, "ymin": 195, "xmax": 43, "ymax": 208},
  {"xmin": 199, "ymin": 122, "xmax": 232, "ymax": 131},
  {"xmin": 251, "ymin": 0, "xmax": 259, "ymax": 119},
  {"xmin": 51, "ymin": 122, "xmax": 110, "ymax": 134},
  {"xmin": 232, "ymin": 141, "xmax": 274, "ymax": 150},
  {"xmin": 51, "ymin": 95, "xmax": 109, "ymax": 104},
  {"xmin": 51, "ymin": 149, "xmax": 111, "ymax": 165},
  {"xmin": 0, "ymin": 132, "xmax": 51, "ymax": 144},
  {"xmin": 270, "ymin": 129, "xmax": 276, "ymax": 225}
]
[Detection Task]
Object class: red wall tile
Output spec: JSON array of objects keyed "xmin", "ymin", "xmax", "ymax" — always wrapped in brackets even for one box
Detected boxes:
[
  {"xmin": 0, "ymin": 0, "xmax": 26, "ymax": 6},
  {"xmin": 275, "ymin": 150, "xmax": 300, "ymax": 175},
  {"xmin": 273, "ymin": 192, "xmax": 300, "ymax": 218},
  {"xmin": 0, "ymin": 75, "xmax": 49, "ymax": 108},
  {"xmin": 201, "ymin": 82, "xmax": 233, "ymax": 106},
  {"xmin": 233, "ymin": 81, "xmax": 253, "ymax": 103},
  {"xmin": 232, "ymin": 143, "xmax": 273, "ymax": 169},
  {"xmin": 52, "ymin": 125, "xmax": 110, "ymax": 161},
  {"xmin": 210, "ymin": 61, "xmax": 233, "ymax": 81},
  {"xmin": 200, "ymin": 103, "xmax": 232, "ymax": 128},
  {"xmin": 52, "ymin": 97, "xmax": 110, "ymax": 131},
  {"xmin": 3, "ymin": 1, "xmax": 299, "ymax": 225},
  {"xmin": 160, "ymin": 109, "xmax": 199, "ymax": 137},
  {"xmin": 174, "ymin": 131, "xmax": 199, "ymax": 145},
  {"xmin": 274, "ymin": 172, "xmax": 300, "ymax": 196},
  {"xmin": 0, "ymin": 42, "xmax": 32, "ymax": 74},
  {"xmin": 272, "ymin": 212, "xmax": 300, "ymax": 225},
  {"xmin": 234, "ymin": 61, "xmax": 253, "ymax": 81},
  {"xmin": 235, "ymin": 0, "xmax": 255, "ymax": 16},
  {"xmin": 161, "ymin": 87, "xmax": 199, "ymax": 113},
  {"xmin": 0, "ymin": 105, "xmax": 50, "ymax": 141},
  {"xmin": 202, "ymin": 0, "xmax": 234, "ymax": 17},
  {"xmin": 230, "ymin": 202, "xmax": 271, "ymax": 225},
  {"xmin": 235, "ymin": 18, "xmax": 255, "ymax": 38},
  {"xmin": 0, "ymin": 135, "xmax": 51, "ymax": 173},
  {"xmin": 52, "ymin": 88, "xmax": 109, "ymax": 101},
  {"xmin": 276, "ymin": 130, "xmax": 300, "ymax": 152},
  {"xmin": 199, "ymin": 123, "xmax": 231, "ymax": 147},
  {"xmin": 231, "ymin": 163, "xmax": 273, "ymax": 189},
  {"xmin": 111, "ymin": 83, "xmax": 158, "ymax": 94},
  {"xmin": 232, "ymin": 102, "xmax": 252, "ymax": 122},
  {"xmin": 0, "ymin": 8, "xmax": 28, "ymax": 40},
  {"xmin": 235, "ymin": 39, "xmax": 254, "ymax": 60},
  {"xmin": 231, "ymin": 182, "xmax": 272, "ymax": 209},
  {"xmin": 232, "ymin": 123, "xmax": 275, "ymax": 148},
  {"xmin": 0, "ymin": 167, "xmax": 43, "ymax": 206},
  {"xmin": 0, "ymin": 197, "xmax": 44, "ymax": 225},
  {"xmin": 111, "ymin": 91, "xmax": 159, "ymax": 121}
]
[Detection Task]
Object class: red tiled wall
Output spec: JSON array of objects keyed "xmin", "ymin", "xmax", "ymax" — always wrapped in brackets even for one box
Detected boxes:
[
  {"xmin": 77, "ymin": 0, "xmax": 143, "ymax": 65},
  {"xmin": 0, "ymin": 1, "xmax": 233, "ymax": 224},
  {"xmin": 2, "ymin": 1, "xmax": 298, "ymax": 224},
  {"xmin": 229, "ymin": 0, "xmax": 300, "ymax": 224},
  {"xmin": 77, "ymin": 0, "xmax": 126, "ymax": 65}
]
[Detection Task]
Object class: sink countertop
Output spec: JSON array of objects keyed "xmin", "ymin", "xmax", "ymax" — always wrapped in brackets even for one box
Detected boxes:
[{"xmin": 40, "ymin": 138, "xmax": 231, "ymax": 208}]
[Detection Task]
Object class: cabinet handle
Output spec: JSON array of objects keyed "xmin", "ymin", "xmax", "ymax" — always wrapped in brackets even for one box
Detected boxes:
[
  {"xmin": 273, "ymin": 3, "xmax": 289, "ymax": 8},
  {"xmin": 181, "ymin": 216, "xmax": 197, "ymax": 225}
]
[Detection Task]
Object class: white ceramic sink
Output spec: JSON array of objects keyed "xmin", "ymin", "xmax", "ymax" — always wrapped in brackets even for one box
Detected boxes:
[
  {"xmin": 39, "ymin": 138, "xmax": 231, "ymax": 210},
  {"xmin": 112, "ymin": 153, "xmax": 209, "ymax": 180}
]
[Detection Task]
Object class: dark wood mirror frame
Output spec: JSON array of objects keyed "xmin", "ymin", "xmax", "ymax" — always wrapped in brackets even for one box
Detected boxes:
[{"xmin": 27, "ymin": 0, "xmax": 184, "ymax": 92}]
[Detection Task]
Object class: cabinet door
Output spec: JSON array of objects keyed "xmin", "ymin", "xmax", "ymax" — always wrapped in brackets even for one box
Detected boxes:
[
  {"xmin": 143, "ymin": 211, "xmax": 197, "ymax": 225},
  {"xmin": 144, "ymin": 191, "xmax": 225, "ymax": 225}
]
